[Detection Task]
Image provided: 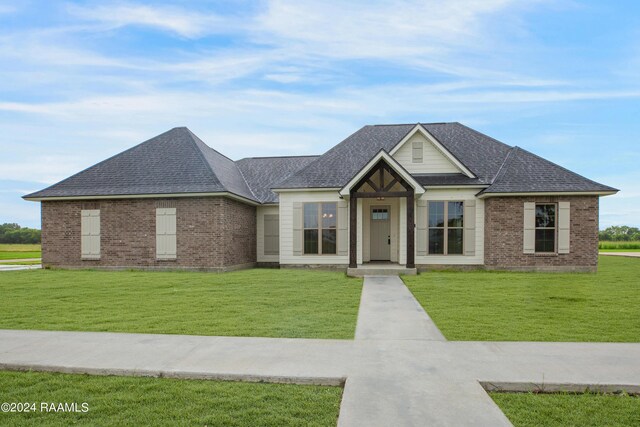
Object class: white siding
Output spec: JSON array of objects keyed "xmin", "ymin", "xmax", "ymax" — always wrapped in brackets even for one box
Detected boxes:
[
  {"xmin": 257, "ymin": 205, "xmax": 279, "ymax": 263},
  {"xmin": 392, "ymin": 132, "xmax": 461, "ymax": 174},
  {"xmin": 279, "ymin": 191, "xmax": 348, "ymax": 265},
  {"xmin": 414, "ymin": 189, "xmax": 485, "ymax": 265},
  {"xmin": 81, "ymin": 209, "xmax": 100, "ymax": 259},
  {"xmin": 279, "ymin": 188, "xmax": 484, "ymax": 267},
  {"xmin": 156, "ymin": 207, "xmax": 177, "ymax": 259}
]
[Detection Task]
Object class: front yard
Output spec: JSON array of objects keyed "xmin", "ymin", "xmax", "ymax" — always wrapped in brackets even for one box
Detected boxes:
[
  {"xmin": 1, "ymin": 258, "xmax": 639, "ymax": 425},
  {"xmin": 0, "ymin": 268, "xmax": 362, "ymax": 339},
  {"xmin": 403, "ymin": 256, "xmax": 640, "ymax": 342},
  {"xmin": 0, "ymin": 371, "xmax": 342, "ymax": 427},
  {"xmin": 491, "ymin": 392, "xmax": 640, "ymax": 427}
]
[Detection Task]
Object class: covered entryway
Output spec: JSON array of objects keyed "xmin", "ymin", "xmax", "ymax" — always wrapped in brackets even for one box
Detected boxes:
[{"xmin": 339, "ymin": 150, "xmax": 425, "ymax": 273}]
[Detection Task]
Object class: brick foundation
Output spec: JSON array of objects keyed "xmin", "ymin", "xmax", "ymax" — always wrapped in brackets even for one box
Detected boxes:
[
  {"xmin": 484, "ymin": 196, "xmax": 599, "ymax": 272},
  {"xmin": 41, "ymin": 197, "xmax": 256, "ymax": 270}
]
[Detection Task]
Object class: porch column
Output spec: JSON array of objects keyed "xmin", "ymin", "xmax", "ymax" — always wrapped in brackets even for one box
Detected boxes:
[
  {"xmin": 349, "ymin": 192, "xmax": 357, "ymax": 268},
  {"xmin": 406, "ymin": 192, "xmax": 415, "ymax": 268}
]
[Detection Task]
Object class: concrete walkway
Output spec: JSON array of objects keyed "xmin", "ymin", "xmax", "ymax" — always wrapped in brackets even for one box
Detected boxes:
[
  {"xmin": 599, "ymin": 252, "xmax": 640, "ymax": 258},
  {"xmin": 355, "ymin": 275, "xmax": 445, "ymax": 341},
  {"xmin": 0, "ymin": 258, "xmax": 41, "ymax": 263},
  {"xmin": 0, "ymin": 264, "xmax": 41, "ymax": 271},
  {"xmin": 1, "ymin": 275, "xmax": 639, "ymax": 426}
]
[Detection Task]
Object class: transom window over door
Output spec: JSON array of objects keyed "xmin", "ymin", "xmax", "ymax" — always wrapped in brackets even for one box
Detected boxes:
[
  {"xmin": 428, "ymin": 201, "xmax": 464, "ymax": 255},
  {"xmin": 535, "ymin": 204, "xmax": 556, "ymax": 253},
  {"xmin": 303, "ymin": 203, "xmax": 337, "ymax": 254}
]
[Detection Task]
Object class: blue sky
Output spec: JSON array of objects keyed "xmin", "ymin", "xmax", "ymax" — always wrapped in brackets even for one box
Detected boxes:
[{"xmin": 0, "ymin": 1, "xmax": 638, "ymax": 228}]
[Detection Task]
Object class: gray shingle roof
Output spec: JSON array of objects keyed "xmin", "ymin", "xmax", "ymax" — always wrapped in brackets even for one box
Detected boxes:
[
  {"xmin": 276, "ymin": 125, "xmax": 415, "ymax": 188},
  {"xmin": 25, "ymin": 123, "xmax": 617, "ymax": 202},
  {"xmin": 481, "ymin": 147, "xmax": 618, "ymax": 194},
  {"xmin": 277, "ymin": 122, "xmax": 615, "ymax": 194},
  {"xmin": 277, "ymin": 123, "xmax": 514, "ymax": 188},
  {"xmin": 236, "ymin": 156, "xmax": 320, "ymax": 203},
  {"xmin": 24, "ymin": 127, "xmax": 258, "ymax": 201}
]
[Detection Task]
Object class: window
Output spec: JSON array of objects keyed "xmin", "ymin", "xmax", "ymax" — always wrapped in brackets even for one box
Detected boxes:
[
  {"xmin": 371, "ymin": 208, "xmax": 389, "ymax": 221},
  {"xmin": 303, "ymin": 203, "xmax": 337, "ymax": 254},
  {"xmin": 264, "ymin": 214, "xmax": 279, "ymax": 255},
  {"xmin": 535, "ymin": 204, "xmax": 556, "ymax": 253},
  {"xmin": 81, "ymin": 209, "xmax": 100, "ymax": 259},
  {"xmin": 428, "ymin": 201, "xmax": 464, "ymax": 255},
  {"xmin": 412, "ymin": 140, "xmax": 423, "ymax": 163},
  {"xmin": 156, "ymin": 208, "xmax": 177, "ymax": 259}
]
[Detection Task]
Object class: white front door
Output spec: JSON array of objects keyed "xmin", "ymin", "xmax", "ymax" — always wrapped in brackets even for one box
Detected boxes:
[{"xmin": 370, "ymin": 206, "xmax": 391, "ymax": 261}]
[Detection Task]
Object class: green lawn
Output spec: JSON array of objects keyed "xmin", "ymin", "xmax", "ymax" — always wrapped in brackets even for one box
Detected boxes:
[
  {"xmin": 0, "ymin": 269, "xmax": 362, "ymax": 339},
  {"xmin": 0, "ymin": 243, "xmax": 41, "ymax": 260},
  {"xmin": 403, "ymin": 256, "xmax": 640, "ymax": 341},
  {"xmin": 0, "ymin": 371, "xmax": 341, "ymax": 427},
  {"xmin": 491, "ymin": 392, "xmax": 640, "ymax": 427}
]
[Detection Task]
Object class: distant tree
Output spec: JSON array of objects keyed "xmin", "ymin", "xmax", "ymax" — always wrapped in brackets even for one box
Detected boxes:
[
  {"xmin": 0, "ymin": 223, "xmax": 41, "ymax": 244},
  {"xmin": 599, "ymin": 225, "xmax": 640, "ymax": 241}
]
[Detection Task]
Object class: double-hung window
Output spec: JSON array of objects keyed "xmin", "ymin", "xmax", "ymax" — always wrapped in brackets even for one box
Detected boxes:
[
  {"xmin": 428, "ymin": 201, "xmax": 464, "ymax": 255},
  {"xmin": 303, "ymin": 203, "xmax": 337, "ymax": 254},
  {"xmin": 535, "ymin": 204, "xmax": 556, "ymax": 253}
]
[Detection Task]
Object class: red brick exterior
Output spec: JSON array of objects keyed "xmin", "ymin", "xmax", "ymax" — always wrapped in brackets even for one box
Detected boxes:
[
  {"xmin": 41, "ymin": 197, "xmax": 256, "ymax": 270},
  {"xmin": 484, "ymin": 196, "xmax": 599, "ymax": 272}
]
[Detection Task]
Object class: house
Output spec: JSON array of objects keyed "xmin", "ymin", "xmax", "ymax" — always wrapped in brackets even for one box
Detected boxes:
[{"xmin": 24, "ymin": 123, "xmax": 617, "ymax": 273}]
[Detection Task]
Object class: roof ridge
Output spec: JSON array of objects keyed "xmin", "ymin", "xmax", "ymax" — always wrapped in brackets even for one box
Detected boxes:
[
  {"xmin": 490, "ymin": 146, "xmax": 517, "ymax": 185},
  {"xmin": 372, "ymin": 122, "xmax": 452, "ymax": 127},
  {"xmin": 453, "ymin": 123, "xmax": 513, "ymax": 150},
  {"xmin": 23, "ymin": 127, "xmax": 182, "ymax": 199},
  {"xmin": 186, "ymin": 129, "xmax": 236, "ymax": 163},
  {"xmin": 239, "ymin": 154, "xmax": 320, "ymax": 160},
  {"xmin": 183, "ymin": 128, "xmax": 224, "ymax": 184},
  {"xmin": 234, "ymin": 159, "xmax": 260, "ymax": 201},
  {"xmin": 186, "ymin": 129, "xmax": 260, "ymax": 201}
]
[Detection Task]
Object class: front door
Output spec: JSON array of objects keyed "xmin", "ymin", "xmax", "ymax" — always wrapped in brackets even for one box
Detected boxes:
[{"xmin": 370, "ymin": 206, "xmax": 391, "ymax": 261}]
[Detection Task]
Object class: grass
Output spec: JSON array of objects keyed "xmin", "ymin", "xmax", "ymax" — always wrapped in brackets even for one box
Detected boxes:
[
  {"xmin": 0, "ymin": 243, "xmax": 41, "ymax": 260},
  {"xmin": 0, "ymin": 269, "xmax": 362, "ymax": 339},
  {"xmin": 403, "ymin": 256, "xmax": 640, "ymax": 342},
  {"xmin": 0, "ymin": 371, "xmax": 342, "ymax": 427},
  {"xmin": 491, "ymin": 392, "xmax": 640, "ymax": 427},
  {"xmin": 598, "ymin": 240, "xmax": 640, "ymax": 252}
]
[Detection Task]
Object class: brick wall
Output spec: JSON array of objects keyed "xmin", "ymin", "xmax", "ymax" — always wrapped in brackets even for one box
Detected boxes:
[
  {"xmin": 484, "ymin": 196, "xmax": 599, "ymax": 272},
  {"xmin": 41, "ymin": 197, "xmax": 256, "ymax": 270}
]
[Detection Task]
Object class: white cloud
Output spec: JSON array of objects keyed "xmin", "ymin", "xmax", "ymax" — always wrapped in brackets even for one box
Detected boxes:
[{"xmin": 67, "ymin": 3, "xmax": 232, "ymax": 38}]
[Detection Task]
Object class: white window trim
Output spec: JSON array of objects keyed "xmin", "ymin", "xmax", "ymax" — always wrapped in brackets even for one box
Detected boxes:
[
  {"xmin": 302, "ymin": 202, "xmax": 338, "ymax": 255},
  {"xmin": 427, "ymin": 201, "xmax": 465, "ymax": 256}
]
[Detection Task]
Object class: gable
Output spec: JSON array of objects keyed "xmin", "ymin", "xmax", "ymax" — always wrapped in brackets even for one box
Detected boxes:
[
  {"xmin": 338, "ymin": 150, "xmax": 425, "ymax": 196},
  {"xmin": 391, "ymin": 127, "xmax": 465, "ymax": 175}
]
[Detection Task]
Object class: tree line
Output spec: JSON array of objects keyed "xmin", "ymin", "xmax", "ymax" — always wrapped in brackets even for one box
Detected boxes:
[
  {"xmin": 0, "ymin": 223, "xmax": 41, "ymax": 244},
  {"xmin": 599, "ymin": 225, "xmax": 640, "ymax": 241}
]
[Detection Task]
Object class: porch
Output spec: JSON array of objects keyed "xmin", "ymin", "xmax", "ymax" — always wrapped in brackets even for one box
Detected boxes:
[{"xmin": 340, "ymin": 151, "xmax": 425, "ymax": 274}]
